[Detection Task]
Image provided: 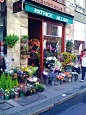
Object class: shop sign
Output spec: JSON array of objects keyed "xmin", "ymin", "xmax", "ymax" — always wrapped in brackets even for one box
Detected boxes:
[
  {"xmin": 25, "ymin": 3, "xmax": 73, "ymax": 24},
  {"xmin": 31, "ymin": 0, "xmax": 64, "ymax": 12},
  {"xmin": 13, "ymin": 0, "xmax": 23, "ymax": 13},
  {"xmin": 0, "ymin": 0, "xmax": 4, "ymax": 2}
]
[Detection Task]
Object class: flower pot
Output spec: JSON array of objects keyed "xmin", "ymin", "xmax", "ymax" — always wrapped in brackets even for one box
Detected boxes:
[
  {"xmin": 55, "ymin": 79, "xmax": 57, "ymax": 85},
  {"xmin": 45, "ymin": 77, "xmax": 49, "ymax": 84},
  {"xmin": 21, "ymin": 39, "xmax": 27, "ymax": 43},
  {"xmin": 20, "ymin": 93, "xmax": 24, "ymax": 97},
  {"xmin": 22, "ymin": 55, "xmax": 27, "ymax": 58},
  {"xmin": 10, "ymin": 95, "xmax": 14, "ymax": 99},
  {"xmin": 57, "ymin": 80, "xmax": 60, "ymax": 85},
  {"xmin": 15, "ymin": 96, "xmax": 18, "ymax": 99},
  {"xmin": 71, "ymin": 76, "xmax": 74, "ymax": 82},
  {"xmin": 65, "ymin": 77, "xmax": 68, "ymax": 83},
  {"xmin": 1, "ymin": 94, "xmax": 4, "ymax": 100},
  {"xmin": 14, "ymin": 73, "xmax": 17, "ymax": 78},
  {"xmin": 60, "ymin": 80, "xmax": 63, "ymax": 84},
  {"xmin": 51, "ymin": 79, "xmax": 55, "ymax": 86},
  {"xmin": 5, "ymin": 95, "xmax": 9, "ymax": 100}
]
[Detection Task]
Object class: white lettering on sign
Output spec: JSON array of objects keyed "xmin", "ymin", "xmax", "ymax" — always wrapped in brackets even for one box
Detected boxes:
[
  {"xmin": 34, "ymin": 8, "xmax": 52, "ymax": 18},
  {"xmin": 56, "ymin": 16, "xmax": 68, "ymax": 23}
]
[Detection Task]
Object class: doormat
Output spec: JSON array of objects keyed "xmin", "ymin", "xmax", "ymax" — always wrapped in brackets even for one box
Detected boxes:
[
  {"xmin": 13, "ymin": 93, "xmax": 47, "ymax": 106},
  {"xmin": 0, "ymin": 102, "xmax": 14, "ymax": 111}
]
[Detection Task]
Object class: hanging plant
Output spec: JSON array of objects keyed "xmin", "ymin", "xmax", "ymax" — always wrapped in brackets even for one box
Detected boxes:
[{"xmin": 4, "ymin": 33, "xmax": 19, "ymax": 48}]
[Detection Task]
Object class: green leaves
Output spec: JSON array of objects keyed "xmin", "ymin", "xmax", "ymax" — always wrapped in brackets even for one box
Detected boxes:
[{"xmin": 4, "ymin": 33, "xmax": 19, "ymax": 47}]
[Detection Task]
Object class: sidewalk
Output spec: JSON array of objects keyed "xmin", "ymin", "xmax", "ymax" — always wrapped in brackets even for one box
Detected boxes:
[{"xmin": 0, "ymin": 74, "xmax": 86, "ymax": 115}]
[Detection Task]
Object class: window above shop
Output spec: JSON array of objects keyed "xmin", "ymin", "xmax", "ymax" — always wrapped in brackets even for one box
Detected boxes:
[{"xmin": 76, "ymin": 0, "xmax": 85, "ymax": 14}]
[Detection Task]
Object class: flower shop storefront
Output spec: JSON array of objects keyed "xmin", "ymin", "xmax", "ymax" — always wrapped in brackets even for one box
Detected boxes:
[{"xmin": 25, "ymin": 0, "xmax": 74, "ymax": 78}]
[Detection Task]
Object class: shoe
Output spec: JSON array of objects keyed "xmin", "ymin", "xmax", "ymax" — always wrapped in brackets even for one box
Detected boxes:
[{"xmin": 80, "ymin": 80, "xmax": 84, "ymax": 82}]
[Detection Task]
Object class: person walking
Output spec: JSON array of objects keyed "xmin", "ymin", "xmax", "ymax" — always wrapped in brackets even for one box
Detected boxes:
[{"xmin": 81, "ymin": 48, "xmax": 86, "ymax": 81}]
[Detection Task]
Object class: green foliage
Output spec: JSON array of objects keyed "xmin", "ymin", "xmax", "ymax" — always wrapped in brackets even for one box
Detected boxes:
[
  {"xmin": 7, "ymin": 74, "xmax": 13, "ymax": 90},
  {"xmin": 13, "ymin": 67, "xmax": 18, "ymax": 73},
  {"xmin": 38, "ymin": 84, "xmax": 45, "ymax": 91},
  {"xmin": 23, "ymin": 46, "xmax": 28, "ymax": 51},
  {"xmin": 4, "ymin": 33, "xmax": 19, "ymax": 47},
  {"xmin": 22, "ymin": 35, "xmax": 29, "ymax": 39},
  {"xmin": 15, "ymin": 78, "xmax": 19, "ymax": 87},
  {"xmin": 12, "ymin": 80, "xmax": 15, "ymax": 88},
  {"xmin": 1, "ymin": 73, "xmax": 6, "ymax": 90}
]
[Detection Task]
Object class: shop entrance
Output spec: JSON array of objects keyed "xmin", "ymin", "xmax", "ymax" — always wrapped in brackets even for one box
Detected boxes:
[{"xmin": 28, "ymin": 18, "xmax": 41, "ymax": 77}]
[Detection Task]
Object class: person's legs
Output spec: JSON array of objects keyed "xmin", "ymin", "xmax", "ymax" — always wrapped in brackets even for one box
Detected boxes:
[{"xmin": 82, "ymin": 67, "xmax": 85, "ymax": 80}]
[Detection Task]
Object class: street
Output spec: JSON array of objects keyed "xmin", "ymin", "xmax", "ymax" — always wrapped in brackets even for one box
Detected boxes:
[{"xmin": 40, "ymin": 91, "xmax": 86, "ymax": 115}]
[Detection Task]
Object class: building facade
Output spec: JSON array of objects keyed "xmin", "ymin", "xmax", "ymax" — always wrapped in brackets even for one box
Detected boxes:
[
  {"xmin": 0, "ymin": 0, "xmax": 74, "ymax": 75},
  {"xmin": 74, "ymin": 0, "xmax": 86, "ymax": 56}
]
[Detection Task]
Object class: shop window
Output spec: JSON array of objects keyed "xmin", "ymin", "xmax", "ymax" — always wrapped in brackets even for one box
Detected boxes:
[{"xmin": 43, "ymin": 22, "xmax": 62, "ymax": 69}]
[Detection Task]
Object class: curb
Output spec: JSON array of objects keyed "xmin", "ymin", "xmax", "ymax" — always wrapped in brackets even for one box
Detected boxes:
[{"xmin": 30, "ymin": 88, "xmax": 86, "ymax": 115}]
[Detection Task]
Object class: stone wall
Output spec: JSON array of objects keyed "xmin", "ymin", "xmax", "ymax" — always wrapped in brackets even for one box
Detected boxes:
[
  {"xmin": 65, "ymin": 0, "xmax": 74, "ymax": 52},
  {"xmin": 7, "ymin": 0, "xmax": 28, "ymax": 67}
]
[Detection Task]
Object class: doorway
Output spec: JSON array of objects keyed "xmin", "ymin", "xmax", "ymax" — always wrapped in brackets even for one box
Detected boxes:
[{"xmin": 28, "ymin": 18, "xmax": 41, "ymax": 77}]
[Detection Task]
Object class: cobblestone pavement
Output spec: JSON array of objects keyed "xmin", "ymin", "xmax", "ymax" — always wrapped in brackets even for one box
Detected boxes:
[{"xmin": 0, "ymin": 74, "xmax": 86, "ymax": 115}]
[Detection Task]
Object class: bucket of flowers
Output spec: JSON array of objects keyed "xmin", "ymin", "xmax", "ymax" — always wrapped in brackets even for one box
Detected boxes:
[
  {"xmin": 5, "ymin": 89, "xmax": 10, "ymax": 100},
  {"xmin": 56, "ymin": 75, "xmax": 64, "ymax": 85}
]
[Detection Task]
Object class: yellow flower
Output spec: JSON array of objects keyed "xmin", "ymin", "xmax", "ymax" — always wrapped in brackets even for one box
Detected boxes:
[{"xmin": 21, "ymin": 85, "xmax": 23, "ymax": 87}]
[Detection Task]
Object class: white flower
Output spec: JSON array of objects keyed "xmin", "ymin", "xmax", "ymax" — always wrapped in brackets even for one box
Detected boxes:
[
  {"xmin": 28, "ymin": 69, "xmax": 31, "ymax": 72},
  {"xmin": 33, "ymin": 77, "xmax": 37, "ymax": 82}
]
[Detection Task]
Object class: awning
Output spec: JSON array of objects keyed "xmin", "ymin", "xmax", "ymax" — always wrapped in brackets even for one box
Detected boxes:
[{"xmin": 25, "ymin": 1, "xmax": 74, "ymax": 24}]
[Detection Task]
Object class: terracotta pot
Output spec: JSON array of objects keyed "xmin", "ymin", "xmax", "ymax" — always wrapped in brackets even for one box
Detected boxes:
[
  {"xmin": 15, "ymin": 96, "xmax": 18, "ymax": 99},
  {"xmin": 14, "ymin": 73, "xmax": 17, "ymax": 78},
  {"xmin": 22, "ymin": 55, "xmax": 27, "ymax": 58}
]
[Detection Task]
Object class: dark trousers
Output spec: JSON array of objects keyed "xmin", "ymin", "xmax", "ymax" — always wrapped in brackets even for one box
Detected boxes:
[{"xmin": 82, "ymin": 66, "xmax": 86, "ymax": 80}]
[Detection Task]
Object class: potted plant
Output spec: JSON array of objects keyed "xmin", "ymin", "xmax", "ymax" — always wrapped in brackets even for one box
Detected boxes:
[
  {"xmin": 5, "ymin": 90, "xmax": 10, "ymax": 100},
  {"xmin": 22, "ymin": 51, "xmax": 27, "ymax": 58},
  {"xmin": 20, "ymin": 90, "xmax": 25, "ymax": 97},
  {"xmin": 13, "ymin": 67, "xmax": 18, "ymax": 78},
  {"xmin": 38, "ymin": 84, "xmax": 45, "ymax": 92},
  {"xmin": 14, "ymin": 91, "xmax": 19, "ymax": 99},
  {"xmin": 10, "ymin": 89, "xmax": 14, "ymax": 99},
  {"xmin": 23, "ymin": 46, "xmax": 28, "ymax": 51},
  {"xmin": 4, "ymin": 33, "xmax": 19, "ymax": 48},
  {"xmin": 21, "ymin": 35, "xmax": 29, "ymax": 43}
]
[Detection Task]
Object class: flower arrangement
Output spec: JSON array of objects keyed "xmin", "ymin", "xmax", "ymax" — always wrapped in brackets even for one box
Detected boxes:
[
  {"xmin": 21, "ymin": 65, "xmax": 38, "ymax": 77},
  {"xmin": 64, "ymin": 72, "xmax": 72, "ymax": 78},
  {"xmin": 62, "ymin": 52, "xmax": 77, "ymax": 69},
  {"xmin": 56, "ymin": 76, "xmax": 64, "ymax": 81}
]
